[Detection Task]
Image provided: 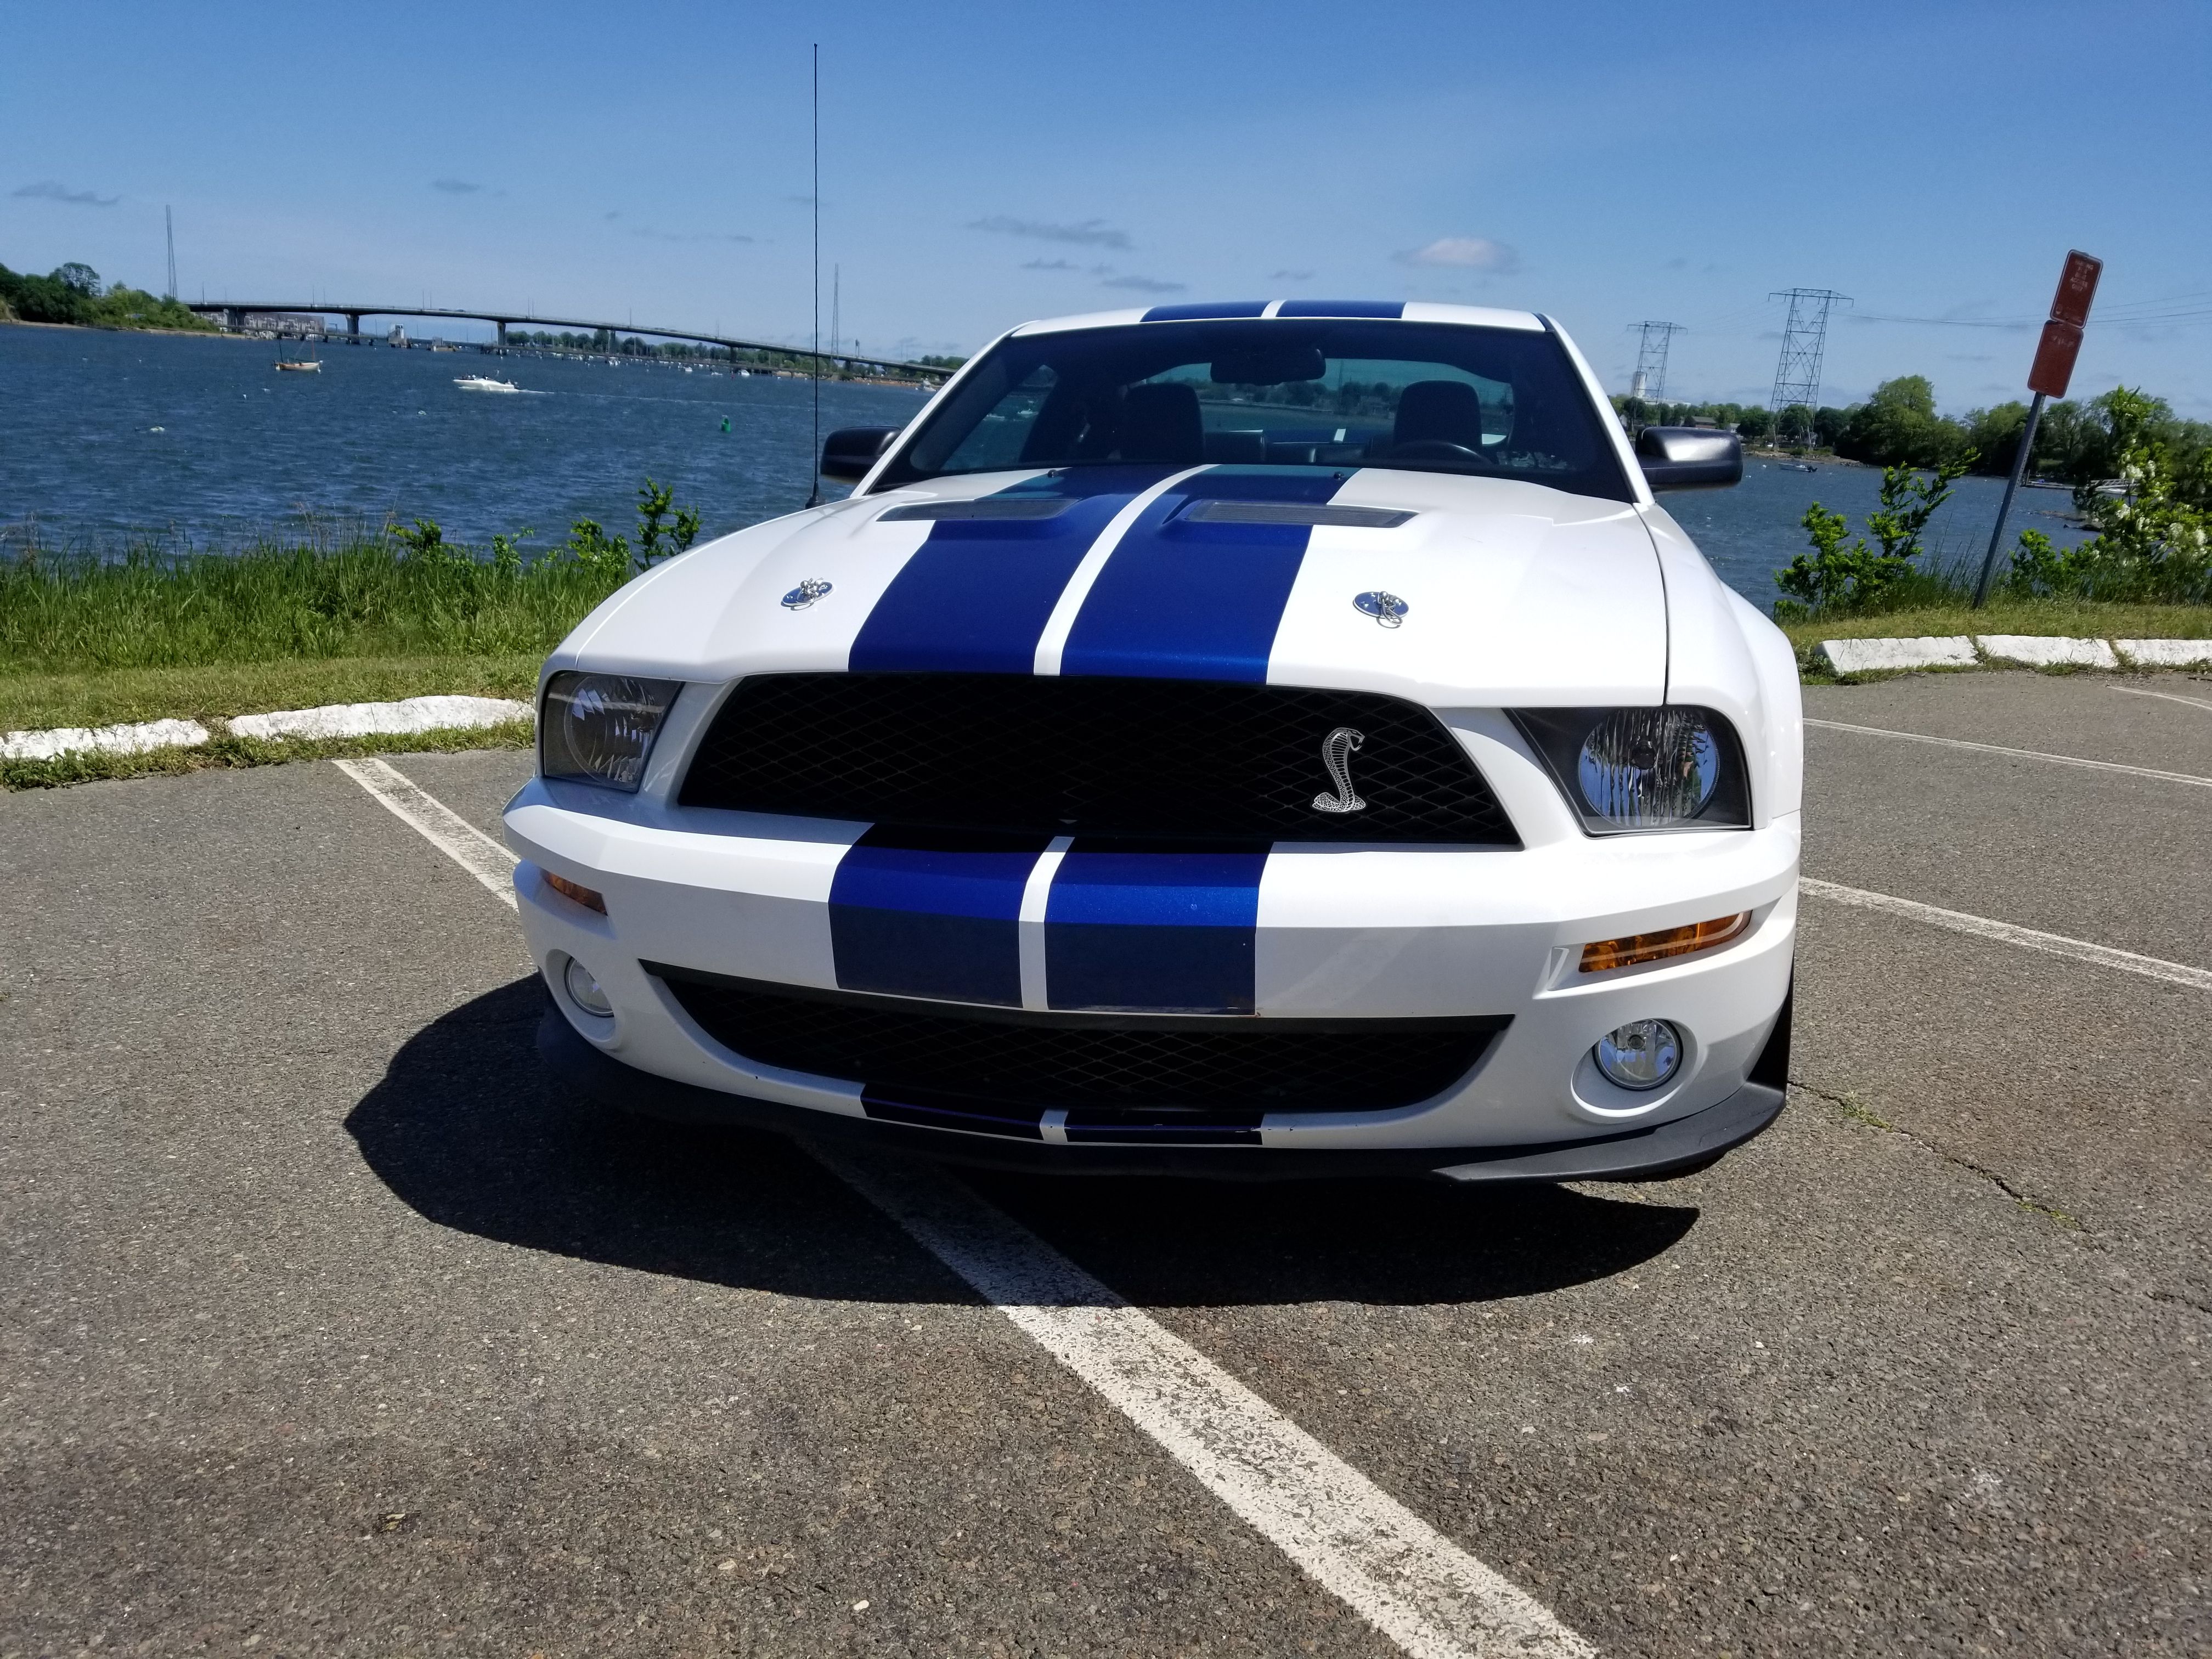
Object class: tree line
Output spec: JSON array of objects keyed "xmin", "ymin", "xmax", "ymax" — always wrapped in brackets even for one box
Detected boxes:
[
  {"xmin": 0, "ymin": 261, "xmax": 215, "ymax": 332},
  {"xmin": 1616, "ymin": 375, "xmax": 2212, "ymax": 490}
]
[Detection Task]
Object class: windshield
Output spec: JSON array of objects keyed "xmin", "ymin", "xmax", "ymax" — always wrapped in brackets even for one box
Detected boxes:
[{"xmin": 876, "ymin": 318, "xmax": 1630, "ymax": 502}]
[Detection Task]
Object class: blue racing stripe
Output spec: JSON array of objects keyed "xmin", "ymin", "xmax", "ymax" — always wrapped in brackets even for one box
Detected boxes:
[
  {"xmin": 848, "ymin": 469, "xmax": 1163, "ymax": 674},
  {"xmin": 1057, "ymin": 467, "xmax": 1349, "ymax": 682},
  {"xmin": 1044, "ymin": 840, "xmax": 1269, "ymax": 1014},
  {"xmin": 1141, "ymin": 301, "xmax": 1268, "ymax": 321},
  {"xmin": 829, "ymin": 827, "xmax": 1046, "ymax": 1007},
  {"xmin": 1277, "ymin": 300, "xmax": 1405, "ymax": 319}
]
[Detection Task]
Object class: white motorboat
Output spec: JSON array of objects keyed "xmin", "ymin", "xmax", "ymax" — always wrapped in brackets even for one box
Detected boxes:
[{"xmin": 454, "ymin": 376, "xmax": 523, "ymax": 394}]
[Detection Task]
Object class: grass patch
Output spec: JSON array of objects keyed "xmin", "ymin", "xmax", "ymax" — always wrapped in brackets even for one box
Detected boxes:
[
  {"xmin": 1781, "ymin": 596, "xmax": 2212, "ymax": 681},
  {"xmin": 0, "ymin": 718, "xmax": 534, "ymax": 791},
  {"xmin": 0, "ymin": 529, "xmax": 624, "ymax": 675},
  {"xmin": 0, "ymin": 653, "xmax": 544, "ymax": 732}
]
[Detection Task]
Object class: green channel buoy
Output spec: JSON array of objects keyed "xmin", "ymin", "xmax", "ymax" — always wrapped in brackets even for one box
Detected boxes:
[{"xmin": 720, "ymin": 416, "xmax": 730, "ymax": 433}]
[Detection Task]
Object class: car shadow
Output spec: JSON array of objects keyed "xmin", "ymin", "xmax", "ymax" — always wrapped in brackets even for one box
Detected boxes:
[{"xmin": 346, "ymin": 979, "xmax": 1698, "ymax": 1308}]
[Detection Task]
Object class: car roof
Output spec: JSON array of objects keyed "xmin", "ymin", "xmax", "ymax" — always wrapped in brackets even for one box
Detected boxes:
[{"xmin": 1009, "ymin": 300, "xmax": 1547, "ymax": 337}]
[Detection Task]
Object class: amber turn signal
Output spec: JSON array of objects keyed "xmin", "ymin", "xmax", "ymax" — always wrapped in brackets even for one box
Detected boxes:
[
  {"xmin": 1579, "ymin": 911, "xmax": 1750, "ymax": 974},
  {"xmin": 543, "ymin": 871, "xmax": 607, "ymax": 914}
]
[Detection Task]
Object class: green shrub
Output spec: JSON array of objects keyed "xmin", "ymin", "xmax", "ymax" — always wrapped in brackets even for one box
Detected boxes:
[{"xmin": 1773, "ymin": 455, "xmax": 1976, "ymax": 618}]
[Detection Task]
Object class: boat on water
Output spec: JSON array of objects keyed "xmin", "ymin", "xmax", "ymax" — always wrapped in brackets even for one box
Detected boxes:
[
  {"xmin": 454, "ymin": 376, "xmax": 523, "ymax": 393},
  {"xmin": 274, "ymin": 341, "xmax": 321, "ymax": 373}
]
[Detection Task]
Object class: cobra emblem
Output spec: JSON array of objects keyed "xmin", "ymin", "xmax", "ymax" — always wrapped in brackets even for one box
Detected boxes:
[
  {"xmin": 781, "ymin": 578, "xmax": 833, "ymax": 610},
  {"xmin": 1311, "ymin": 726, "xmax": 1368, "ymax": 814}
]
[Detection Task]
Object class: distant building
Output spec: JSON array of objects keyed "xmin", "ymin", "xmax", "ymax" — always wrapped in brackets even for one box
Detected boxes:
[
  {"xmin": 388, "ymin": 325, "xmax": 408, "ymax": 347},
  {"xmin": 242, "ymin": 312, "xmax": 325, "ymax": 338}
]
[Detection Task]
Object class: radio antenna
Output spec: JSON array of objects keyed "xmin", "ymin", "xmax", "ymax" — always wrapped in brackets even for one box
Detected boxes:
[{"xmin": 803, "ymin": 43, "xmax": 822, "ymax": 508}]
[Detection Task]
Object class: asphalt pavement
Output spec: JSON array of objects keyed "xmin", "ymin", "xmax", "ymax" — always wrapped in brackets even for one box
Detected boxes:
[{"xmin": 2, "ymin": 670, "xmax": 2207, "ymax": 1657}]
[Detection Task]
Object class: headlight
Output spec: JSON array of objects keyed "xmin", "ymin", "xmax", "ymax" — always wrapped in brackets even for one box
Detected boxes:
[
  {"xmin": 1510, "ymin": 707, "xmax": 1750, "ymax": 833},
  {"xmin": 539, "ymin": 672, "xmax": 680, "ymax": 791}
]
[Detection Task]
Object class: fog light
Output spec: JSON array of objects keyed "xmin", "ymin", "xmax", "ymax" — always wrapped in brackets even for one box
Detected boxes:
[
  {"xmin": 562, "ymin": 955, "xmax": 615, "ymax": 1018},
  {"xmin": 1594, "ymin": 1020, "xmax": 1681, "ymax": 1091}
]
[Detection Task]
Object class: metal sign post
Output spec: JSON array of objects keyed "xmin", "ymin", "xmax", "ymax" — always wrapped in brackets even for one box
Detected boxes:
[{"xmin": 1973, "ymin": 250, "xmax": 2102, "ymax": 606}]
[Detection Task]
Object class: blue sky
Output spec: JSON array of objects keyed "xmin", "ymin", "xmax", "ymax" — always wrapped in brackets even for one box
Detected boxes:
[{"xmin": 6, "ymin": 0, "xmax": 2210, "ymax": 415}]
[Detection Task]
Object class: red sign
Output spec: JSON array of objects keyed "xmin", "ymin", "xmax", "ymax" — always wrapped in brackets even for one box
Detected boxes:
[
  {"xmin": 2022, "ymin": 250, "xmax": 2101, "ymax": 398},
  {"xmin": 2028, "ymin": 321, "xmax": 2085, "ymax": 398},
  {"xmin": 2049, "ymin": 250, "xmax": 2102, "ymax": 329}
]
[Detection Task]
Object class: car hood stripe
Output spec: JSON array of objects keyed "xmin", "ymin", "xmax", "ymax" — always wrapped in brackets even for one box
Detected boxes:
[
  {"xmin": 847, "ymin": 467, "xmax": 1170, "ymax": 675},
  {"xmin": 1058, "ymin": 467, "xmax": 1351, "ymax": 682}
]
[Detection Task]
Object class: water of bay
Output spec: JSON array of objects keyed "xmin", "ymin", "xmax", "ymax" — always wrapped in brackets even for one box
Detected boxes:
[{"xmin": 1, "ymin": 323, "xmax": 2086, "ymax": 611}]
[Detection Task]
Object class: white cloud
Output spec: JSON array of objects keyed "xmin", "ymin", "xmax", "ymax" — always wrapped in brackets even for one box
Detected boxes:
[
  {"xmin": 1100, "ymin": 274, "xmax": 1186, "ymax": 294},
  {"xmin": 431, "ymin": 178, "xmax": 484, "ymax": 194},
  {"xmin": 1395, "ymin": 236, "xmax": 1520, "ymax": 273}
]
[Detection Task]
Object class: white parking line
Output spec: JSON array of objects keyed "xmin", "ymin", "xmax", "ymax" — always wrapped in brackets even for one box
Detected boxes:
[
  {"xmin": 333, "ymin": 757, "xmax": 518, "ymax": 909},
  {"xmin": 821, "ymin": 1147, "xmax": 1594, "ymax": 1659},
  {"xmin": 1799, "ymin": 878, "xmax": 2212, "ymax": 992},
  {"xmin": 1804, "ymin": 718, "xmax": 2212, "ymax": 789},
  {"xmin": 334, "ymin": 756, "xmax": 1596, "ymax": 1659},
  {"xmin": 2109, "ymin": 684, "xmax": 2212, "ymax": 715}
]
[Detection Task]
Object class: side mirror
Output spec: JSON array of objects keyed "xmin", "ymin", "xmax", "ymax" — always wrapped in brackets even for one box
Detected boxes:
[
  {"xmin": 1636, "ymin": 426, "xmax": 1742, "ymax": 491},
  {"xmin": 820, "ymin": 425, "xmax": 900, "ymax": 483}
]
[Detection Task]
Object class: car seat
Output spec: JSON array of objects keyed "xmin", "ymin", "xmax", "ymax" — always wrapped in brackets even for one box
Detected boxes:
[
  {"xmin": 1392, "ymin": 380, "xmax": 1486, "ymax": 452},
  {"xmin": 1119, "ymin": 383, "xmax": 1205, "ymax": 465}
]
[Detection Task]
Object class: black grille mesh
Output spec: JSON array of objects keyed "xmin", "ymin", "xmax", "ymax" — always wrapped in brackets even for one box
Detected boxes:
[
  {"xmin": 659, "ymin": 972, "xmax": 1504, "ymax": 1116},
  {"xmin": 678, "ymin": 673, "xmax": 1516, "ymax": 844}
]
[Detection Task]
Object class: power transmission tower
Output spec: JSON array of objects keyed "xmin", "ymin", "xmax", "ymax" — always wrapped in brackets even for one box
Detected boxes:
[
  {"xmin": 1767, "ymin": 288, "xmax": 1850, "ymax": 439},
  {"xmin": 165, "ymin": 206, "xmax": 177, "ymax": 301},
  {"xmin": 1627, "ymin": 321, "xmax": 1682, "ymax": 402}
]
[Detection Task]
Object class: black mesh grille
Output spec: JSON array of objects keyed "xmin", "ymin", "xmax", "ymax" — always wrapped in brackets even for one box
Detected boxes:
[
  {"xmin": 678, "ymin": 673, "xmax": 1516, "ymax": 844},
  {"xmin": 657, "ymin": 969, "xmax": 1505, "ymax": 1117}
]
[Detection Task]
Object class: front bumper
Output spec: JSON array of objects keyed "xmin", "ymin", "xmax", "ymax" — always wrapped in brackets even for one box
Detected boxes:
[
  {"xmin": 504, "ymin": 769, "xmax": 1799, "ymax": 1162},
  {"xmin": 537, "ymin": 996, "xmax": 1790, "ymax": 1182}
]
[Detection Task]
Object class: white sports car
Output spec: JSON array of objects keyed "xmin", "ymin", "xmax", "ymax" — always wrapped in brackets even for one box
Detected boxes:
[{"xmin": 504, "ymin": 300, "xmax": 1799, "ymax": 1181}]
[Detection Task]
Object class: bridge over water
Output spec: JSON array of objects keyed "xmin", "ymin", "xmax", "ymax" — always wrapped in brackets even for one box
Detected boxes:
[{"xmin": 185, "ymin": 301, "xmax": 956, "ymax": 381}]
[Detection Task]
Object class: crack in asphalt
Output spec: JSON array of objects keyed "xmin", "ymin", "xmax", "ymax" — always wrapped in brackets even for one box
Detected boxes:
[
  {"xmin": 1790, "ymin": 1081, "xmax": 2212, "ymax": 1322},
  {"xmin": 1788, "ymin": 1077, "xmax": 2090, "ymax": 1233}
]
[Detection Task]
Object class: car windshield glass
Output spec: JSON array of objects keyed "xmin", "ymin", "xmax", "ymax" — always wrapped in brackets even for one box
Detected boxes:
[{"xmin": 877, "ymin": 319, "xmax": 1630, "ymax": 502}]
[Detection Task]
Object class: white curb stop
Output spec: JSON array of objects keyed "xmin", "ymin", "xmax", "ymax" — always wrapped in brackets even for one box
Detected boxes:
[
  {"xmin": 4, "ymin": 696, "xmax": 534, "ymax": 765},
  {"xmin": 1, "ymin": 717, "xmax": 212, "ymax": 763},
  {"xmin": 228, "ymin": 695, "xmax": 532, "ymax": 741},
  {"xmin": 1816, "ymin": 637, "xmax": 1978, "ymax": 673},
  {"xmin": 1819, "ymin": 635, "xmax": 2212, "ymax": 674},
  {"xmin": 1977, "ymin": 634, "xmax": 2120, "ymax": 669},
  {"xmin": 2119, "ymin": 639, "xmax": 2212, "ymax": 668}
]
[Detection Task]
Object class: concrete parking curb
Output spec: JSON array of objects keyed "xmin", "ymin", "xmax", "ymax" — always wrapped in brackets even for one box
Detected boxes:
[
  {"xmin": 3, "ymin": 696, "xmax": 533, "ymax": 763},
  {"xmin": 227, "ymin": 695, "xmax": 532, "ymax": 741},
  {"xmin": 1818, "ymin": 635, "xmax": 2212, "ymax": 675},
  {"xmin": 0, "ymin": 716, "xmax": 212, "ymax": 763}
]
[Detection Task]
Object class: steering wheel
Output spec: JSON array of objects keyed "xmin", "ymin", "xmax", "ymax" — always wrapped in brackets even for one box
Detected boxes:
[{"xmin": 1376, "ymin": 439, "xmax": 1493, "ymax": 465}]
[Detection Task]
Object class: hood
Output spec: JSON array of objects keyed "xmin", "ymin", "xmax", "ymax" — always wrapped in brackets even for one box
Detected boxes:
[{"xmin": 556, "ymin": 464, "xmax": 1667, "ymax": 707}]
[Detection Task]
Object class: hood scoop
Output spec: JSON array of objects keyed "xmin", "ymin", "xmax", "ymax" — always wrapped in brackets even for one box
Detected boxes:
[
  {"xmin": 876, "ymin": 497, "xmax": 1078, "ymax": 522},
  {"xmin": 1182, "ymin": 500, "xmax": 1414, "ymax": 529}
]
